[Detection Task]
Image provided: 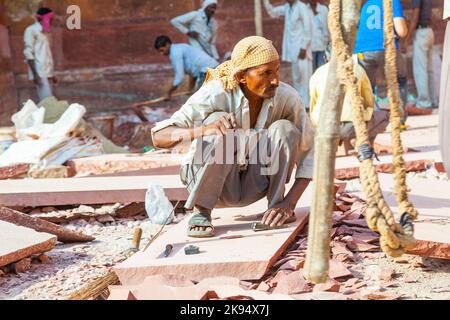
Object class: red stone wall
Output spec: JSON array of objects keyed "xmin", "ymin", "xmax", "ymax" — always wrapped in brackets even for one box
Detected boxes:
[
  {"xmin": 5, "ymin": 0, "xmax": 284, "ymax": 74},
  {"xmin": 0, "ymin": 1, "xmax": 18, "ymax": 125},
  {"xmin": 0, "ymin": 0, "xmax": 447, "ymax": 115},
  {"xmin": 3, "ymin": 0, "xmax": 446, "ymax": 75}
]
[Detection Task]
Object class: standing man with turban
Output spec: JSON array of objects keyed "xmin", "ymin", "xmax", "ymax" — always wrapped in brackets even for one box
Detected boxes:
[
  {"xmin": 263, "ymin": 0, "xmax": 313, "ymax": 108},
  {"xmin": 152, "ymin": 36, "xmax": 315, "ymax": 238},
  {"xmin": 23, "ymin": 7, "xmax": 56, "ymax": 102},
  {"xmin": 171, "ymin": 0, "xmax": 219, "ymax": 60}
]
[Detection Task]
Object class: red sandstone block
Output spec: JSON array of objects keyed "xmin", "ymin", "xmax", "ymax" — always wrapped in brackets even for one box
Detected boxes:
[
  {"xmin": 0, "ymin": 164, "xmax": 30, "ymax": 180},
  {"xmin": 335, "ymin": 159, "xmax": 429, "ymax": 180}
]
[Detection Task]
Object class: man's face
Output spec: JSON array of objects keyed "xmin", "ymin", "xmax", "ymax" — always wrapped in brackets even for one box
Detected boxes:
[
  {"xmin": 37, "ymin": 17, "xmax": 53, "ymax": 27},
  {"xmin": 287, "ymin": 0, "xmax": 296, "ymax": 5},
  {"xmin": 239, "ymin": 60, "xmax": 280, "ymax": 99},
  {"xmin": 309, "ymin": 0, "xmax": 318, "ymax": 5},
  {"xmin": 204, "ymin": 4, "xmax": 217, "ymax": 18},
  {"xmin": 158, "ymin": 43, "xmax": 171, "ymax": 56}
]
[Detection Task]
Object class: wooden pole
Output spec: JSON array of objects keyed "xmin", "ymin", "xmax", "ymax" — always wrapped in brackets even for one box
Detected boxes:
[
  {"xmin": 303, "ymin": 0, "xmax": 362, "ymax": 284},
  {"xmin": 254, "ymin": 0, "xmax": 264, "ymax": 36}
]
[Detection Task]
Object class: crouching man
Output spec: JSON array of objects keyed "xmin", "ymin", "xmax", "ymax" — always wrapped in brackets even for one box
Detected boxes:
[
  {"xmin": 151, "ymin": 36, "xmax": 315, "ymax": 238},
  {"xmin": 309, "ymin": 47, "xmax": 389, "ymax": 154}
]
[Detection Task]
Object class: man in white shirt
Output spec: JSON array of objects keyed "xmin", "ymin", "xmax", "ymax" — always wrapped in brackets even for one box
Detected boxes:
[
  {"xmin": 152, "ymin": 36, "xmax": 315, "ymax": 238},
  {"xmin": 263, "ymin": 0, "xmax": 313, "ymax": 108},
  {"xmin": 439, "ymin": 0, "xmax": 450, "ymax": 173},
  {"xmin": 308, "ymin": 0, "xmax": 330, "ymax": 72},
  {"xmin": 407, "ymin": 0, "xmax": 437, "ymax": 109},
  {"xmin": 23, "ymin": 7, "xmax": 56, "ymax": 102},
  {"xmin": 171, "ymin": 0, "xmax": 219, "ymax": 60}
]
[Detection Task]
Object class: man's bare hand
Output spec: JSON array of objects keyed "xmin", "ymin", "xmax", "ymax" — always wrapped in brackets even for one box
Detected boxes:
[
  {"xmin": 50, "ymin": 76, "xmax": 58, "ymax": 85},
  {"xmin": 33, "ymin": 76, "xmax": 42, "ymax": 86},
  {"xmin": 261, "ymin": 202, "xmax": 295, "ymax": 227},
  {"xmin": 187, "ymin": 31, "xmax": 200, "ymax": 39},
  {"xmin": 202, "ymin": 113, "xmax": 237, "ymax": 136},
  {"xmin": 298, "ymin": 49, "xmax": 307, "ymax": 60}
]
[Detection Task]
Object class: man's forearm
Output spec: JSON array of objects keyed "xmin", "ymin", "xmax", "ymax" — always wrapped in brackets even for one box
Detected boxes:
[
  {"xmin": 407, "ymin": 9, "xmax": 420, "ymax": 39},
  {"xmin": 27, "ymin": 60, "xmax": 39, "ymax": 79},
  {"xmin": 284, "ymin": 178, "xmax": 311, "ymax": 209},
  {"xmin": 152, "ymin": 125, "xmax": 203, "ymax": 149}
]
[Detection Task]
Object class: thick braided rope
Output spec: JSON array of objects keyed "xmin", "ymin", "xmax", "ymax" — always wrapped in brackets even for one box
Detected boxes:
[
  {"xmin": 382, "ymin": 0, "xmax": 419, "ymax": 225},
  {"xmin": 328, "ymin": 0, "xmax": 416, "ymax": 256}
]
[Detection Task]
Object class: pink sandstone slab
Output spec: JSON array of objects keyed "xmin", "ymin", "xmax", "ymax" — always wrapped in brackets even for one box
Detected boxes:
[
  {"xmin": 335, "ymin": 159, "xmax": 431, "ymax": 180},
  {"xmin": 0, "ymin": 174, "xmax": 188, "ymax": 207},
  {"xmin": 107, "ymin": 286, "xmax": 136, "ymax": 300},
  {"xmin": 0, "ymin": 221, "xmax": 57, "ymax": 267},
  {"xmin": 375, "ymin": 113, "xmax": 439, "ymax": 150},
  {"xmin": 334, "ymin": 149, "xmax": 442, "ymax": 174},
  {"xmin": 363, "ymin": 174, "xmax": 450, "ymax": 259},
  {"xmin": 67, "ymin": 153, "xmax": 184, "ymax": 176},
  {"xmin": 114, "ymin": 190, "xmax": 312, "ymax": 286}
]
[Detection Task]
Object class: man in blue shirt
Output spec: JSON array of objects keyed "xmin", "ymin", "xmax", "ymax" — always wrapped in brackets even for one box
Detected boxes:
[
  {"xmin": 354, "ymin": 0, "xmax": 408, "ymax": 124},
  {"xmin": 154, "ymin": 35, "xmax": 219, "ymax": 100}
]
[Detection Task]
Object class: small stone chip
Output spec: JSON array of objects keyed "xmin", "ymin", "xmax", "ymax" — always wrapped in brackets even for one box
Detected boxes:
[{"xmin": 184, "ymin": 245, "xmax": 200, "ymax": 255}]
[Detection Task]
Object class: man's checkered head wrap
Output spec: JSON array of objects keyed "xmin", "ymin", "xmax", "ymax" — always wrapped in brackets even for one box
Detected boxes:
[{"xmin": 205, "ymin": 36, "xmax": 280, "ymax": 90}]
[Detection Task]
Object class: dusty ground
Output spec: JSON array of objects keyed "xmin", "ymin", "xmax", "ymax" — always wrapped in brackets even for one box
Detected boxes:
[
  {"xmin": 0, "ymin": 210, "xmax": 187, "ymax": 300},
  {"xmin": 1, "ymin": 177, "xmax": 448, "ymax": 301},
  {"xmin": 339, "ymin": 108, "xmax": 450, "ymax": 300},
  {"xmin": 0, "ymin": 112, "xmax": 448, "ymax": 300},
  {"xmin": 340, "ymin": 173, "xmax": 450, "ymax": 300}
]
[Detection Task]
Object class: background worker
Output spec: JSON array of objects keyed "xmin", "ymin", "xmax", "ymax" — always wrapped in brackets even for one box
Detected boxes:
[
  {"xmin": 354, "ymin": 0, "xmax": 409, "ymax": 126},
  {"xmin": 308, "ymin": 0, "xmax": 330, "ymax": 72},
  {"xmin": 171, "ymin": 0, "xmax": 219, "ymax": 60},
  {"xmin": 23, "ymin": 7, "xmax": 56, "ymax": 102},
  {"xmin": 309, "ymin": 48, "xmax": 389, "ymax": 153},
  {"xmin": 407, "ymin": 0, "xmax": 437, "ymax": 109},
  {"xmin": 263, "ymin": 0, "xmax": 313, "ymax": 108},
  {"xmin": 154, "ymin": 35, "xmax": 219, "ymax": 101}
]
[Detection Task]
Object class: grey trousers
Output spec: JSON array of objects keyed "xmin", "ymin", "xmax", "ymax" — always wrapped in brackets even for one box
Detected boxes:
[
  {"xmin": 340, "ymin": 109, "xmax": 390, "ymax": 145},
  {"xmin": 439, "ymin": 21, "xmax": 450, "ymax": 174},
  {"xmin": 359, "ymin": 50, "xmax": 408, "ymax": 123},
  {"xmin": 413, "ymin": 27, "xmax": 438, "ymax": 108},
  {"xmin": 180, "ymin": 112, "xmax": 302, "ymax": 210}
]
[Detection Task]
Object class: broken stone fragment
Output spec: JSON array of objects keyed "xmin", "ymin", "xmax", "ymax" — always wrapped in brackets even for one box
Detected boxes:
[
  {"xmin": 379, "ymin": 267, "xmax": 397, "ymax": 281},
  {"xmin": 13, "ymin": 258, "xmax": 32, "ymax": 273},
  {"xmin": 0, "ymin": 206, "xmax": 94, "ymax": 243},
  {"xmin": 313, "ymin": 278, "xmax": 341, "ymax": 293},
  {"xmin": 97, "ymin": 215, "xmax": 115, "ymax": 224},
  {"xmin": 256, "ymin": 281, "xmax": 271, "ymax": 292},
  {"xmin": 272, "ymin": 271, "xmax": 312, "ymax": 295},
  {"xmin": 28, "ymin": 165, "xmax": 74, "ymax": 179}
]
